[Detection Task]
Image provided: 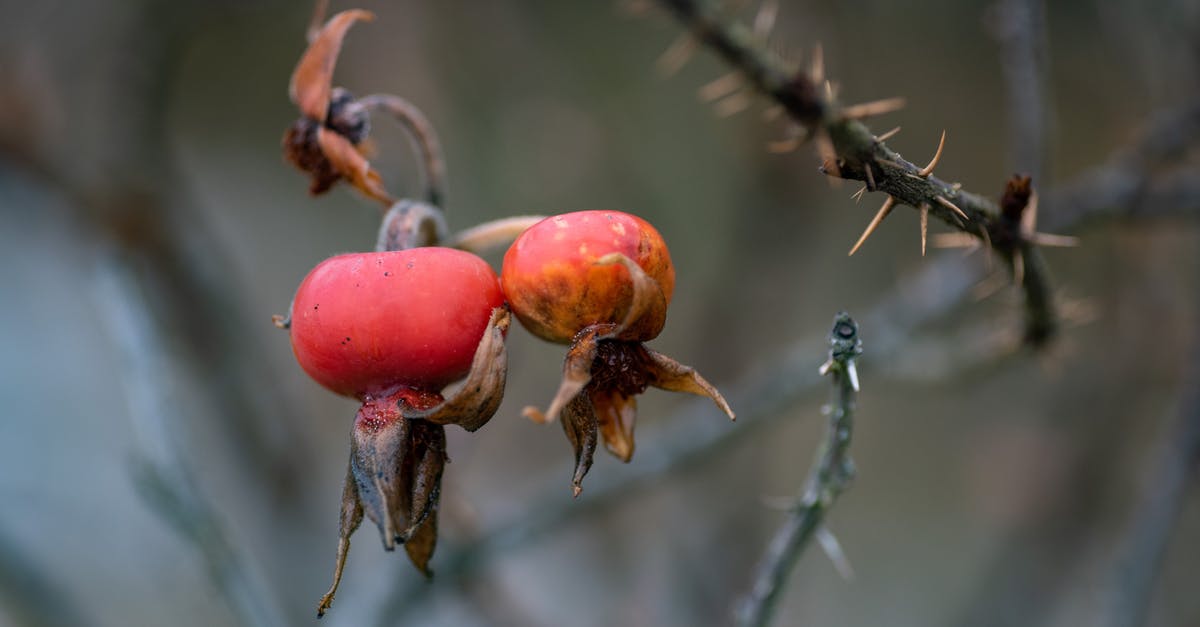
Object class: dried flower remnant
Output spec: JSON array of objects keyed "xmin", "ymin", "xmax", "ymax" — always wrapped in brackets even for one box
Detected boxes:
[{"xmin": 283, "ymin": 9, "xmax": 392, "ymax": 203}]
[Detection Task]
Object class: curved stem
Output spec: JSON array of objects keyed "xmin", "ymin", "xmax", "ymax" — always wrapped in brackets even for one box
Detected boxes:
[{"xmin": 360, "ymin": 94, "xmax": 448, "ymax": 208}]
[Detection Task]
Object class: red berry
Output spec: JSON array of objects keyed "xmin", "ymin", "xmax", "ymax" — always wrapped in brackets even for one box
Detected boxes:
[
  {"xmin": 289, "ymin": 247, "xmax": 503, "ymax": 398},
  {"xmin": 501, "ymin": 210, "xmax": 675, "ymax": 343}
]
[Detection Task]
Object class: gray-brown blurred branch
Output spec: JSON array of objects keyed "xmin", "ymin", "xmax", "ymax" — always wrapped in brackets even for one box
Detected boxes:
[
  {"xmin": 988, "ymin": 0, "xmax": 1051, "ymax": 182},
  {"xmin": 95, "ymin": 257, "xmax": 284, "ymax": 627},
  {"xmin": 735, "ymin": 313, "xmax": 862, "ymax": 627},
  {"xmin": 657, "ymin": 0, "xmax": 1065, "ymax": 344},
  {"xmin": 0, "ymin": 524, "xmax": 87, "ymax": 627},
  {"xmin": 1093, "ymin": 323, "xmax": 1200, "ymax": 627}
]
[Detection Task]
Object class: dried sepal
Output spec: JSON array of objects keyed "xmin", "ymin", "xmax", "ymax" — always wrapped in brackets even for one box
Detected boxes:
[
  {"xmin": 289, "ymin": 9, "xmax": 375, "ymax": 121},
  {"xmin": 316, "ymin": 467, "xmax": 364, "ymax": 617},
  {"xmin": 316, "ymin": 126, "xmax": 393, "ymax": 204},
  {"xmin": 404, "ymin": 307, "xmax": 512, "ymax": 432},
  {"xmin": 596, "ymin": 252, "xmax": 669, "ymax": 341},
  {"xmin": 561, "ymin": 393, "xmax": 599, "ymax": 497},
  {"xmin": 592, "ymin": 389, "xmax": 638, "ymax": 462},
  {"xmin": 449, "ymin": 215, "xmax": 547, "ymax": 256},
  {"xmin": 523, "ymin": 323, "xmax": 607, "ymax": 425},
  {"xmin": 643, "ymin": 346, "xmax": 735, "ymax": 420}
]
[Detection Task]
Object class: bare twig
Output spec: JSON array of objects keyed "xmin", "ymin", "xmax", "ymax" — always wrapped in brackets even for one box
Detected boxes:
[
  {"xmin": 1092, "ymin": 325, "xmax": 1200, "ymax": 627},
  {"xmin": 94, "ymin": 256, "xmax": 285, "ymax": 627},
  {"xmin": 656, "ymin": 0, "xmax": 1066, "ymax": 345},
  {"xmin": 734, "ymin": 313, "xmax": 863, "ymax": 627}
]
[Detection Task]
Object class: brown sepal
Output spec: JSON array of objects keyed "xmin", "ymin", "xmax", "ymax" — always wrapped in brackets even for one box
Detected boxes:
[
  {"xmin": 404, "ymin": 307, "xmax": 511, "ymax": 432},
  {"xmin": 289, "ymin": 9, "xmax": 375, "ymax": 121},
  {"xmin": 316, "ymin": 127, "xmax": 393, "ymax": 204}
]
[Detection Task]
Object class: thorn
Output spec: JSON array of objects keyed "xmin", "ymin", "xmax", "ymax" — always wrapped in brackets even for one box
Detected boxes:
[
  {"xmin": 617, "ymin": 0, "xmax": 655, "ymax": 16},
  {"xmin": 761, "ymin": 104, "xmax": 784, "ymax": 121},
  {"xmin": 714, "ymin": 92, "xmax": 753, "ymax": 117},
  {"xmin": 1027, "ymin": 233, "xmax": 1081, "ymax": 247},
  {"xmin": 656, "ymin": 33, "xmax": 698, "ymax": 76},
  {"xmin": 850, "ymin": 185, "xmax": 867, "ymax": 203},
  {"xmin": 767, "ymin": 127, "xmax": 803, "ymax": 153},
  {"xmin": 1021, "ymin": 189, "xmax": 1040, "ymax": 235},
  {"xmin": 698, "ymin": 72, "xmax": 743, "ymax": 103},
  {"xmin": 824, "ymin": 80, "xmax": 837, "ymax": 102},
  {"xmin": 848, "ymin": 196, "xmax": 897, "ymax": 256},
  {"xmin": 919, "ymin": 203, "xmax": 929, "ymax": 256},
  {"xmin": 816, "ymin": 526, "xmax": 856, "ymax": 581},
  {"xmin": 863, "ymin": 162, "xmax": 876, "ymax": 191},
  {"xmin": 818, "ymin": 358, "xmax": 834, "ymax": 376},
  {"xmin": 810, "ymin": 43, "xmax": 825, "ymax": 85},
  {"xmin": 753, "ymin": 0, "xmax": 779, "ymax": 38},
  {"xmin": 972, "ymin": 271, "xmax": 1008, "ymax": 301},
  {"xmin": 306, "ymin": 0, "xmax": 330, "ymax": 43},
  {"xmin": 935, "ymin": 195, "xmax": 969, "ymax": 224},
  {"xmin": 841, "ymin": 97, "xmax": 907, "ymax": 121},
  {"xmin": 846, "ymin": 360, "xmax": 860, "ymax": 392},
  {"xmin": 875, "ymin": 126, "xmax": 902, "ymax": 142},
  {"xmin": 1013, "ymin": 249, "xmax": 1025, "ymax": 286},
  {"xmin": 979, "ymin": 226, "xmax": 994, "ymax": 272},
  {"xmin": 817, "ymin": 131, "xmax": 840, "ymax": 178},
  {"xmin": 918, "ymin": 130, "xmax": 946, "ymax": 177},
  {"xmin": 930, "ymin": 233, "xmax": 977, "ymax": 249}
]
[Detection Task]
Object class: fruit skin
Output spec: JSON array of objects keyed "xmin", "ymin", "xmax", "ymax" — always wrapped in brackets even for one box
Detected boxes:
[
  {"xmin": 289, "ymin": 247, "xmax": 503, "ymax": 398},
  {"xmin": 501, "ymin": 210, "xmax": 675, "ymax": 343}
]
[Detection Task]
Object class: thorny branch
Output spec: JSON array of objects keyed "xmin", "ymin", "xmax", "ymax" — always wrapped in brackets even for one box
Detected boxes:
[
  {"xmin": 377, "ymin": 97, "xmax": 1200, "ymax": 622},
  {"xmin": 656, "ymin": 0, "xmax": 1071, "ymax": 345},
  {"xmin": 734, "ymin": 313, "xmax": 863, "ymax": 627}
]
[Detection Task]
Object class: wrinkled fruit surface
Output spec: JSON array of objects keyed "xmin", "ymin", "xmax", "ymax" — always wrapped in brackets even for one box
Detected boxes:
[
  {"xmin": 501, "ymin": 210, "xmax": 675, "ymax": 343},
  {"xmin": 290, "ymin": 247, "xmax": 503, "ymax": 397}
]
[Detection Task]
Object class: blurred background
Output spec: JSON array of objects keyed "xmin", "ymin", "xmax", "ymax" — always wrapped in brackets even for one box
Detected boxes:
[{"xmin": 1, "ymin": 0, "xmax": 1198, "ymax": 625}]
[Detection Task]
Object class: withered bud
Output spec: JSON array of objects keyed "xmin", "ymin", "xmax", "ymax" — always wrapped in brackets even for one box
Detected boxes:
[
  {"xmin": 326, "ymin": 87, "xmax": 371, "ymax": 144},
  {"xmin": 1001, "ymin": 174, "xmax": 1033, "ymax": 223},
  {"xmin": 283, "ymin": 117, "xmax": 341, "ymax": 196}
]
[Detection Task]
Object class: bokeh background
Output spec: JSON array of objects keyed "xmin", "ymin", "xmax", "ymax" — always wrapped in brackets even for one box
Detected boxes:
[{"xmin": 1, "ymin": 0, "xmax": 1198, "ymax": 625}]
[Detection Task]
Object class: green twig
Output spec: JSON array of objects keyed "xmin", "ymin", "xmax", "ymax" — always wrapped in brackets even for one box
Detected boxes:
[{"xmin": 734, "ymin": 312, "xmax": 863, "ymax": 627}]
